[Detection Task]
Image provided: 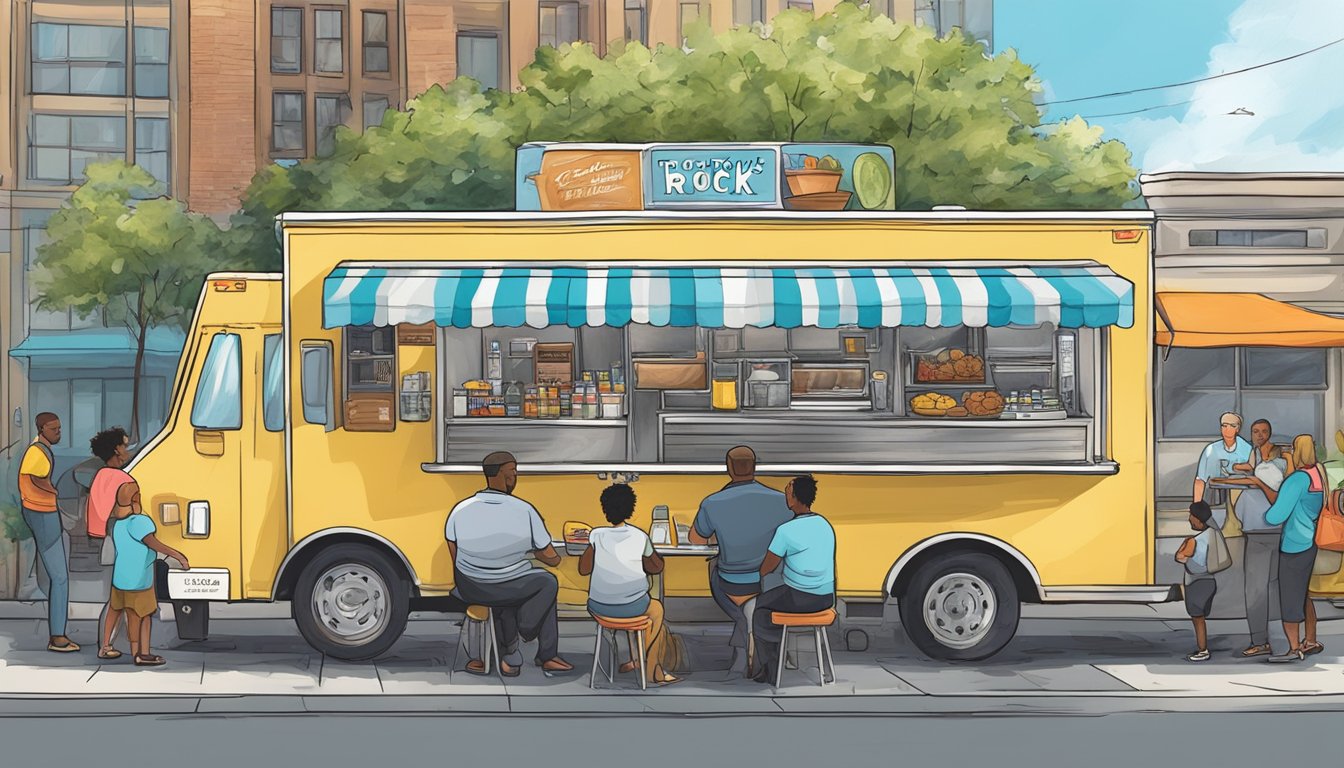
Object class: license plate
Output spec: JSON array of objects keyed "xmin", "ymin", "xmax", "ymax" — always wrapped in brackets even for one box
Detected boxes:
[{"xmin": 167, "ymin": 568, "xmax": 230, "ymax": 601}]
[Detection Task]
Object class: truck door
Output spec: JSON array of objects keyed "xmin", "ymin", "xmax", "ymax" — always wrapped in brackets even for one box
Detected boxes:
[{"xmin": 240, "ymin": 329, "xmax": 289, "ymax": 598}]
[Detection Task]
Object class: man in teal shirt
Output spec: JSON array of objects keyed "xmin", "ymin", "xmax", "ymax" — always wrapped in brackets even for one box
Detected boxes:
[{"xmin": 751, "ymin": 474, "xmax": 835, "ymax": 684}]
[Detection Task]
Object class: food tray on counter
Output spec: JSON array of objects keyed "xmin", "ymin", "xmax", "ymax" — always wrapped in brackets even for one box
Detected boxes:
[{"xmin": 909, "ymin": 390, "xmax": 1005, "ymax": 419}]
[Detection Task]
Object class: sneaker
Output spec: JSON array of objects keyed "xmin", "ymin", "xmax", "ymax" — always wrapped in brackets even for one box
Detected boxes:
[
  {"xmin": 1186, "ymin": 649, "xmax": 1211, "ymax": 663},
  {"xmin": 1267, "ymin": 649, "xmax": 1305, "ymax": 664}
]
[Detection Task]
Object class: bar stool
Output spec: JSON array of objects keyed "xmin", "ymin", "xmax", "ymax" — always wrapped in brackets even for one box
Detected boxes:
[
  {"xmin": 726, "ymin": 593, "xmax": 759, "ymax": 672},
  {"xmin": 771, "ymin": 608, "xmax": 837, "ymax": 689},
  {"xmin": 457, "ymin": 604, "xmax": 499, "ymax": 676},
  {"xmin": 589, "ymin": 613, "xmax": 652, "ymax": 691}
]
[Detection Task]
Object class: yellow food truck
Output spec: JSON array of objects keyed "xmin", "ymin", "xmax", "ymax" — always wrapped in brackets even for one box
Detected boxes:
[{"xmin": 129, "ymin": 143, "xmax": 1169, "ymax": 662}]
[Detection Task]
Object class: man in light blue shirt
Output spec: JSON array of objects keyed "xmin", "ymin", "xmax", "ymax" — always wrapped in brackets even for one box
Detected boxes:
[
  {"xmin": 1193, "ymin": 411, "xmax": 1252, "ymax": 503},
  {"xmin": 751, "ymin": 474, "xmax": 835, "ymax": 684}
]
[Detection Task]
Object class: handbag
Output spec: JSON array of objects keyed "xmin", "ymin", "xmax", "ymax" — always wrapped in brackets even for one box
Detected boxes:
[
  {"xmin": 1315, "ymin": 487, "xmax": 1344, "ymax": 552},
  {"xmin": 1206, "ymin": 526, "xmax": 1233, "ymax": 574}
]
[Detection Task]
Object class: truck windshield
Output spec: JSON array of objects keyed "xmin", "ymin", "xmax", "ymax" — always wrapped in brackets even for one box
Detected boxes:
[{"xmin": 190, "ymin": 333, "xmax": 242, "ymax": 430}]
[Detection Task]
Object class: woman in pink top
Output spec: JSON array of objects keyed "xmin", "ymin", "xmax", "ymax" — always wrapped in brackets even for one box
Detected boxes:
[{"xmin": 89, "ymin": 427, "xmax": 137, "ymax": 660}]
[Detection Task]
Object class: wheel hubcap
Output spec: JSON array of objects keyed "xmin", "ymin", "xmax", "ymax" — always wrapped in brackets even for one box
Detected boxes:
[
  {"xmin": 923, "ymin": 572, "xmax": 996, "ymax": 649},
  {"xmin": 311, "ymin": 564, "xmax": 389, "ymax": 645}
]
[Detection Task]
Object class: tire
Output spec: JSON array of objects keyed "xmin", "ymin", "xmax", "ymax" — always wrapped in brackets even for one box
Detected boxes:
[
  {"xmin": 897, "ymin": 551, "xmax": 1020, "ymax": 661},
  {"xmin": 292, "ymin": 543, "xmax": 410, "ymax": 661}
]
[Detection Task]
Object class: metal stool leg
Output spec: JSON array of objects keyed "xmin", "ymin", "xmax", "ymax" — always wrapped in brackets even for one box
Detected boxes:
[
  {"xmin": 487, "ymin": 610, "xmax": 498, "ymax": 676},
  {"xmin": 637, "ymin": 629, "xmax": 648, "ymax": 691},
  {"xmin": 742, "ymin": 596, "xmax": 757, "ymax": 674},
  {"xmin": 590, "ymin": 626, "xmax": 604, "ymax": 689},
  {"xmin": 608, "ymin": 629, "xmax": 617, "ymax": 683},
  {"xmin": 775, "ymin": 626, "xmax": 788, "ymax": 689},
  {"xmin": 813, "ymin": 627, "xmax": 827, "ymax": 687},
  {"xmin": 821, "ymin": 627, "xmax": 835, "ymax": 685}
]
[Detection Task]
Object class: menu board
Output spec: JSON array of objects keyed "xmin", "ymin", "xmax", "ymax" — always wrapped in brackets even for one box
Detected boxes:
[
  {"xmin": 397, "ymin": 322, "xmax": 435, "ymax": 346},
  {"xmin": 530, "ymin": 150, "xmax": 643, "ymax": 211},
  {"xmin": 534, "ymin": 342, "xmax": 575, "ymax": 385}
]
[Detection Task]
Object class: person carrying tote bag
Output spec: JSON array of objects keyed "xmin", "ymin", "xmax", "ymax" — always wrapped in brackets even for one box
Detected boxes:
[{"xmin": 1264, "ymin": 435, "xmax": 1327, "ymax": 663}]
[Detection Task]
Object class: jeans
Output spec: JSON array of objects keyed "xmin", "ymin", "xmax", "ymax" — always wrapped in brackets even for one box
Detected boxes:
[
  {"xmin": 21, "ymin": 508, "xmax": 68, "ymax": 637},
  {"xmin": 453, "ymin": 569, "xmax": 561, "ymax": 661},
  {"xmin": 708, "ymin": 564, "xmax": 759, "ymax": 652},
  {"xmin": 752, "ymin": 586, "xmax": 833, "ymax": 679}
]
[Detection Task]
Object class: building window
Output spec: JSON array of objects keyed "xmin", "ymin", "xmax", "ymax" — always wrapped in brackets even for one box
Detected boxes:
[
  {"xmin": 1158, "ymin": 347, "xmax": 1327, "ymax": 440},
  {"xmin": 31, "ymin": 23, "xmax": 126, "ymax": 96},
  {"xmin": 271, "ymin": 7, "xmax": 302, "ymax": 73},
  {"xmin": 314, "ymin": 9, "xmax": 344, "ymax": 74},
  {"xmin": 272, "ymin": 91, "xmax": 305, "ymax": 153},
  {"xmin": 456, "ymin": 32, "xmax": 500, "ymax": 90},
  {"xmin": 786, "ymin": 0, "xmax": 813, "ymax": 11},
  {"xmin": 917, "ymin": 0, "xmax": 993, "ymax": 50},
  {"xmin": 315, "ymin": 93, "xmax": 351, "ymax": 157},
  {"xmin": 734, "ymin": 0, "xmax": 765, "ymax": 25},
  {"xmin": 1188, "ymin": 228, "xmax": 1327, "ymax": 248},
  {"xmin": 362, "ymin": 11, "xmax": 390, "ymax": 73},
  {"xmin": 362, "ymin": 94, "xmax": 390, "ymax": 131},
  {"xmin": 24, "ymin": 220, "xmax": 103, "ymax": 332},
  {"xmin": 870, "ymin": 0, "xmax": 896, "ymax": 17},
  {"xmin": 134, "ymin": 117, "xmax": 170, "ymax": 190},
  {"xmin": 133, "ymin": 26, "xmax": 169, "ymax": 98},
  {"xmin": 624, "ymin": 0, "xmax": 647, "ymax": 44},
  {"xmin": 29, "ymin": 114, "xmax": 126, "ymax": 185},
  {"xmin": 539, "ymin": 1, "xmax": 582, "ymax": 49},
  {"xmin": 679, "ymin": 1, "xmax": 701, "ymax": 45},
  {"xmin": 32, "ymin": 377, "xmax": 166, "ymax": 452}
]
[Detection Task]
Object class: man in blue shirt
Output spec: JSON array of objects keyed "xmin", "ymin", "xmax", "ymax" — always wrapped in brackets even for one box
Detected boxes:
[
  {"xmin": 1193, "ymin": 411, "xmax": 1252, "ymax": 503},
  {"xmin": 752, "ymin": 474, "xmax": 836, "ymax": 684},
  {"xmin": 690, "ymin": 445, "xmax": 792, "ymax": 676}
]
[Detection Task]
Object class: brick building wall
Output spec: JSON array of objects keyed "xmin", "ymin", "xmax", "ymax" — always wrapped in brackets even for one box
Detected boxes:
[{"xmin": 188, "ymin": 0, "xmax": 259, "ymax": 214}]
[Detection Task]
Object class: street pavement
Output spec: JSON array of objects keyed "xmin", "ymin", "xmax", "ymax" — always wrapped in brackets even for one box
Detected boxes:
[{"xmin": 5, "ymin": 601, "xmax": 1344, "ymax": 716}]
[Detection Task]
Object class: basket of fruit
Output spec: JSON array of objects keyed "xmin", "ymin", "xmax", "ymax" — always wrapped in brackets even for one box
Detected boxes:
[
  {"xmin": 909, "ymin": 392, "xmax": 957, "ymax": 417},
  {"xmin": 962, "ymin": 390, "xmax": 1006, "ymax": 418},
  {"xmin": 912, "ymin": 348, "xmax": 985, "ymax": 383},
  {"xmin": 784, "ymin": 155, "xmax": 844, "ymax": 196}
]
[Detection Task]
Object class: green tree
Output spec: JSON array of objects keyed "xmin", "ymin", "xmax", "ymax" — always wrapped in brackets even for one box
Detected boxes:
[
  {"xmin": 230, "ymin": 2, "xmax": 1136, "ymax": 266},
  {"xmin": 34, "ymin": 162, "xmax": 225, "ymax": 440}
]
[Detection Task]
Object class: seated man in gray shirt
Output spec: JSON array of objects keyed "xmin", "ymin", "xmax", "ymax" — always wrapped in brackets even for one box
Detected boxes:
[
  {"xmin": 689, "ymin": 445, "xmax": 792, "ymax": 676},
  {"xmin": 445, "ymin": 451, "xmax": 574, "ymax": 677}
]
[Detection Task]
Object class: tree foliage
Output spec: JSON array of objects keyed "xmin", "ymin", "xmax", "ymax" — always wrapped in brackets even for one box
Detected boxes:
[
  {"xmin": 34, "ymin": 162, "xmax": 226, "ymax": 437},
  {"xmin": 233, "ymin": 3, "xmax": 1137, "ymax": 270}
]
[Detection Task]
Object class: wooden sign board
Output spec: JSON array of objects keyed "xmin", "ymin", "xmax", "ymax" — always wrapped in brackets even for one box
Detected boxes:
[
  {"xmin": 530, "ymin": 150, "xmax": 643, "ymax": 211},
  {"xmin": 397, "ymin": 322, "xmax": 435, "ymax": 346}
]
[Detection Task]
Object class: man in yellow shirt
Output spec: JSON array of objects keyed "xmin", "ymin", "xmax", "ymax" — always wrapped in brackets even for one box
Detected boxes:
[{"xmin": 18, "ymin": 412, "xmax": 78, "ymax": 652}]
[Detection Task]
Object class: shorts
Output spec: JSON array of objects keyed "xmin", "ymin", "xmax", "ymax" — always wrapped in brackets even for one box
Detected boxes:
[
  {"xmin": 1184, "ymin": 578, "xmax": 1216, "ymax": 618},
  {"xmin": 111, "ymin": 587, "xmax": 158, "ymax": 618},
  {"xmin": 1278, "ymin": 547, "xmax": 1317, "ymax": 623}
]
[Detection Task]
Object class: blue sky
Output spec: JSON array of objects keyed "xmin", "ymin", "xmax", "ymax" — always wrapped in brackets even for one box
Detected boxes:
[{"xmin": 995, "ymin": 0, "xmax": 1344, "ymax": 172}]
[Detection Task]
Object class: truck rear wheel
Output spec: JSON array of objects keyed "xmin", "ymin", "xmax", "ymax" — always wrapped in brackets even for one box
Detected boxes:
[
  {"xmin": 293, "ymin": 543, "xmax": 410, "ymax": 660},
  {"xmin": 897, "ymin": 552, "xmax": 1019, "ymax": 661}
]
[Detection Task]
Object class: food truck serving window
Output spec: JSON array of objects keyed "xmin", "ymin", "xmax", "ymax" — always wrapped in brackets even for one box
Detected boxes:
[{"xmin": 322, "ymin": 262, "xmax": 1131, "ymax": 471}]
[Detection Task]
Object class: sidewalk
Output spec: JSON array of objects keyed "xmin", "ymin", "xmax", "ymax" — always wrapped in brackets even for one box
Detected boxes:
[{"xmin": 6, "ymin": 602, "xmax": 1344, "ymax": 715}]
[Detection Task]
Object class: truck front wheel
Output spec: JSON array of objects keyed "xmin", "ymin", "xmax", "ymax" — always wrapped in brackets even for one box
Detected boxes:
[
  {"xmin": 897, "ymin": 552, "xmax": 1020, "ymax": 661},
  {"xmin": 293, "ymin": 543, "xmax": 410, "ymax": 660}
]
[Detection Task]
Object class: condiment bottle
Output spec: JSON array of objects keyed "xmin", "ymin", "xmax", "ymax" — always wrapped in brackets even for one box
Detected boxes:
[
  {"xmin": 560, "ymin": 386, "xmax": 573, "ymax": 418},
  {"xmin": 452, "ymin": 388, "xmax": 468, "ymax": 418},
  {"xmin": 487, "ymin": 340, "xmax": 503, "ymax": 396},
  {"xmin": 504, "ymin": 381, "xmax": 522, "ymax": 417},
  {"xmin": 524, "ymin": 386, "xmax": 538, "ymax": 419}
]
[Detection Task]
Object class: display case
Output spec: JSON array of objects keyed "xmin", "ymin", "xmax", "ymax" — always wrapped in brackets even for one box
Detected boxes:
[{"xmin": 742, "ymin": 359, "xmax": 791, "ymax": 409}]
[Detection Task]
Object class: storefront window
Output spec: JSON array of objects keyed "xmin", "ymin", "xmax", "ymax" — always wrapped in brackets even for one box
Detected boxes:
[{"xmin": 1158, "ymin": 347, "xmax": 1325, "ymax": 439}]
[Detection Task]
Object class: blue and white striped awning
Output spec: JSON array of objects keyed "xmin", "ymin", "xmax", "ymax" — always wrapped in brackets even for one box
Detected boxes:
[{"xmin": 323, "ymin": 265, "xmax": 1134, "ymax": 329}]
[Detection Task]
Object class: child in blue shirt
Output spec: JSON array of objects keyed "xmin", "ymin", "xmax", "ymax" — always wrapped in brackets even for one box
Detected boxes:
[{"xmin": 109, "ymin": 503, "xmax": 190, "ymax": 666}]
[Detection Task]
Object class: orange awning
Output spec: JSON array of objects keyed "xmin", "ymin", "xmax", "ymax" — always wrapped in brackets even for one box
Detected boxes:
[{"xmin": 1156, "ymin": 292, "xmax": 1344, "ymax": 348}]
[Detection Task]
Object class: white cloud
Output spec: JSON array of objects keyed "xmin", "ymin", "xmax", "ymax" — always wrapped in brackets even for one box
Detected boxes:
[{"xmin": 1115, "ymin": 0, "xmax": 1344, "ymax": 173}]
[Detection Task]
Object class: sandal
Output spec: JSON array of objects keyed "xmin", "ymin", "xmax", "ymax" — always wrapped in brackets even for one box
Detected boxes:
[
  {"xmin": 1303, "ymin": 641, "xmax": 1325, "ymax": 656},
  {"xmin": 47, "ymin": 639, "xmax": 80, "ymax": 653},
  {"xmin": 133, "ymin": 654, "xmax": 165, "ymax": 667},
  {"xmin": 464, "ymin": 659, "xmax": 489, "ymax": 676},
  {"xmin": 618, "ymin": 661, "xmax": 639, "ymax": 674},
  {"xmin": 1240, "ymin": 644, "xmax": 1273, "ymax": 658},
  {"xmin": 498, "ymin": 660, "xmax": 521, "ymax": 678},
  {"xmin": 97, "ymin": 646, "xmax": 123, "ymax": 660}
]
